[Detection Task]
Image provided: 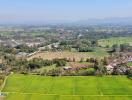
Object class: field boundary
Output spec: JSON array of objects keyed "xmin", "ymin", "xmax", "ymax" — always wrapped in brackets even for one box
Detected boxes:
[
  {"xmin": 0, "ymin": 76, "xmax": 9, "ymax": 92},
  {"xmin": 2, "ymin": 92, "xmax": 132, "ymax": 97}
]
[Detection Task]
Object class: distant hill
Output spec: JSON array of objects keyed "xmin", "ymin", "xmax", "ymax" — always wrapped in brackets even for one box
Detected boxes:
[{"xmin": 75, "ymin": 17, "xmax": 132, "ymax": 25}]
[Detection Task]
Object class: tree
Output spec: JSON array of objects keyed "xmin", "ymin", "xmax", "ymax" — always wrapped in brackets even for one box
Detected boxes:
[
  {"xmin": 48, "ymin": 69, "xmax": 61, "ymax": 76},
  {"xmin": 80, "ymin": 58, "xmax": 84, "ymax": 62},
  {"xmin": 94, "ymin": 58, "xmax": 100, "ymax": 69},
  {"xmin": 86, "ymin": 58, "xmax": 90, "ymax": 62},
  {"xmin": 111, "ymin": 44, "xmax": 120, "ymax": 52},
  {"xmin": 91, "ymin": 40, "xmax": 98, "ymax": 47},
  {"xmin": 127, "ymin": 69, "xmax": 132, "ymax": 79},
  {"xmin": 73, "ymin": 58, "xmax": 76, "ymax": 62},
  {"xmin": 40, "ymin": 69, "xmax": 47, "ymax": 76},
  {"xmin": 53, "ymin": 59, "xmax": 66, "ymax": 67},
  {"xmin": 120, "ymin": 44, "xmax": 131, "ymax": 52},
  {"xmin": 95, "ymin": 60, "xmax": 107, "ymax": 76},
  {"xmin": 103, "ymin": 57, "xmax": 109, "ymax": 65},
  {"xmin": 79, "ymin": 68, "xmax": 96, "ymax": 76},
  {"xmin": 89, "ymin": 58, "xmax": 95, "ymax": 63},
  {"xmin": 45, "ymin": 46, "xmax": 50, "ymax": 51},
  {"xmin": 28, "ymin": 62, "xmax": 40, "ymax": 69}
]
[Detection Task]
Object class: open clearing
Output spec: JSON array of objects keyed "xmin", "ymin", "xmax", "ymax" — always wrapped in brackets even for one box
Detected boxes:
[
  {"xmin": 27, "ymin": 48, "xmax": 108, "ymax": 61},
  {"xmin": 1, "ymin": 74, "xmax": 132, "ymax": 100},
  {"xmin": 98, "ymin": 37, "xmax": 132, "ymax": 47}
]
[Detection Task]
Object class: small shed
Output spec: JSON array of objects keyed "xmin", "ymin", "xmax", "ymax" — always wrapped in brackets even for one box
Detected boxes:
[{"xmin": 63, "ymin": 66, "xmax": 72, "ymax": 70}]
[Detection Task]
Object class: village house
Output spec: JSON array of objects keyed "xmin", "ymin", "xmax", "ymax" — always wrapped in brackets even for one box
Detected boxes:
[
  {"xmin": 106, "ymin": 64, "xmax": 114, "ymax": 74},
  {"xmin": 63, "ymin": 66, "xmax": 72, "ymax": 70},
  {"xmin": 26, "ymin": 42, "xmax": 41, "ymax": 47},
  {"xmin": 105, "ymin": 54, "xmax": 132, "ymax": 75},
  {"xmin": 16, "ymin": 52, "xmax": 29, "ymax": 58},
  {"xmin": 64, "ymin": 62, "xmax": 90, "ymax": 71}
]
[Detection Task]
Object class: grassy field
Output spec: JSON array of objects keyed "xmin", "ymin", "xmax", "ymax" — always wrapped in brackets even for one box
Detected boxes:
[
  {"xmin": 33, "ymin": 64, "xmax": 56, "ymax": 72},
  {"xmin": 0, "ymin": 32, "xmax": 14, "ymax": 37},
  {"xmin": 2, "ymin": 74, "xmax": 132, "ymax": 100},
  {"xmin": 27, "ymin": 48, "xmax": 109, "ymax": 61},
  {"xmin": 127, "ymin": 62, "xmax": 132, "ymax": 66},
  {"xmin": 98, "ymin": 37, "xmax": 132, "ymax": 47}
]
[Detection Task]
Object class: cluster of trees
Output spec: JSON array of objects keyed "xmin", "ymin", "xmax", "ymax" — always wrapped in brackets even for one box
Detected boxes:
[
  {"xmin": 0, "ymin": 44, "xmax": 38, "ymax": 55},
  {"xmin": 127, "ymin": 69, "xmax": 132, "ymax": 79},
  {"xmin": 77, "ymin": 68, "xmax": 96, "ymax": 76},
  {"xmin": 0, "ymin": 45, "xmax": 16, "ymax": 54},
  {"xmin": 34, "ymin": 68, "xmax": 63, "ymax": 76},
  {"xmin": 111, "ymin": 44, "xmax": 132, "ymax": 53},
  {"xmin": 15, "ymin": 45, "xmax": 38, "ymax": 53},
  {"xmin": 14, "ymin": 58, "xmax": 67, "ymax": 73},
  {"xmin": 93, "ymin": 58, "xmax": 107, "ymax": 76},
  {"xmin": 73, "ymin": 39, "xmax": 98, "ymax": 52},
  {"xmin": 56, "ymin": 39, "xmax": 98, "ymax": 52},
  {"xmin": 57, "ymin": 45, "xmax": 72, "ymax": 51}
]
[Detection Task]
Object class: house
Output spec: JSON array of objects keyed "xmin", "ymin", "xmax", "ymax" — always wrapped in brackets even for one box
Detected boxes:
[
  {"xmin": 16, "ymin": 52, "xmax": 28, "ymax": 58},
  {"xmin": 78, "ymin": 34, "xmax": 83, "ymax": 38},
  {"xmin": 26, "ymin": 42, "xmax": 41, "ymax": 47},
  {"xmin": 43, "ymin": 42, "xmax": 60, "ymax": 50},
  {"xmin": 127, "ymin": 57, "xmax": 132, "ymax": 62},
  {"xmin": 52, "ymin": 43, "xmax": 59, "ymax": 48},
  {"xmin": 63, "ymin": 66, "xmax": 72, "ymax": 70},
  {"xmin": 106, "ymin": 64, "xmax": 114, "ymax": 74},
  {"xmin": 115, "ymin": 67, "xmax": 128, "ymax": 75}
]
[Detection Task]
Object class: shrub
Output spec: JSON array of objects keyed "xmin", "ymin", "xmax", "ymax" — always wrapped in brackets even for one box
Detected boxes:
[
  {"xmin": 127, "ymin": 69, "xmax": 132, "ymax": 79},
  {"xmin": 53, "ymin": 59, "xmax": 67, "ymax": 67},
  {"xmin": 78, "ymin": 68, "xmax": 96, "ymax": 76}
]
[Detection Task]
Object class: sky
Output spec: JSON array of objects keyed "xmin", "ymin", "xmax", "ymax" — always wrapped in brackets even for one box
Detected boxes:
[{"xmin": 0, "ymin": 0, "xmax": 132, "ymax": 24}]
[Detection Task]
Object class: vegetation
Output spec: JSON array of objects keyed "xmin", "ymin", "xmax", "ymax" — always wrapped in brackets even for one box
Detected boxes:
[
  {"xmin": 127, "ymin": 62, "xmax": 132, "ymax": 66},
  {"xmin": 27, "ymin": 49, "xmax": 109, "ymax": 61},
  {"xmin": 98, "ymin": 37, "xmax": 132, "ymax": 47},
  {"xmin": 2, "ymin": 74, "xmax": 132, "ymax": 100},
  {"xmin": 0, "ymin": 25, "xmax": 132, "ymax": 100}
]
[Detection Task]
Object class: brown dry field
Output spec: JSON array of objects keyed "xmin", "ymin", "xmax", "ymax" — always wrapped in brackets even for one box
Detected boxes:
[
  {"xmin": 27, "ymin": 51, "xmax": 97, "ymax": 61},
  {"xmin": 0, "ymin": 96, "xmax": 4, "ymax": 100}
]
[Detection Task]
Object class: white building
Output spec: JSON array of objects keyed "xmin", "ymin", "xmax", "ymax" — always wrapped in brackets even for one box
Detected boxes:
[{"xmin": 106, "ymin": 64, "xmax": 114, "ymax": 74}]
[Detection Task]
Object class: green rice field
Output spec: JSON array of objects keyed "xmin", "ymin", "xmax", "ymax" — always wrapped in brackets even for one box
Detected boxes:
[{"xmin": 1, "ymin": 74, "xmax": 132, "ymax": 100}]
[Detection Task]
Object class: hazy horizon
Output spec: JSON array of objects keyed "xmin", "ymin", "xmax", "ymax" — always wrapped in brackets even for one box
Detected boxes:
[{"xmin": 0, "ymin": 0, "xmax": 132, "ymax": 24}]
